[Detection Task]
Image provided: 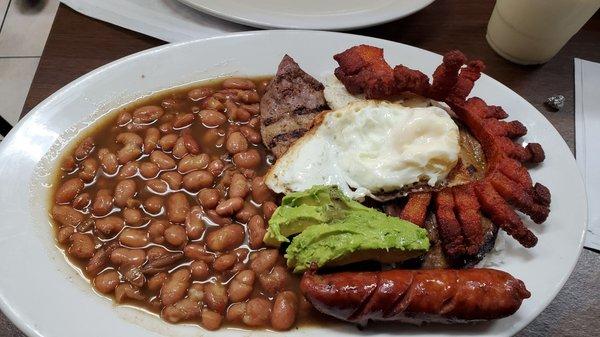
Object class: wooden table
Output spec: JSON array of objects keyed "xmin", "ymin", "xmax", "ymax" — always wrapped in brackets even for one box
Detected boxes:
[{"xmin": 3, "ymin": 1, "xmax": 599, "ymax": 336}]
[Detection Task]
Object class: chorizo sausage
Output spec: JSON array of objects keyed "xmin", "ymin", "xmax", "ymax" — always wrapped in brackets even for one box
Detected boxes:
[{"xmin": 300, "ymin": 268, "xmax": 530, "ymax": 324}]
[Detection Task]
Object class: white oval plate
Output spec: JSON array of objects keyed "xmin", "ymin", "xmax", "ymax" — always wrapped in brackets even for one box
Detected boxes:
[
  {"xmin": 0, "ymin": 31, "xmax": 586, "ymax": 337},
  {"xmin": 176, "ymin": 0, "xmax": 435, "ymax": 30}
]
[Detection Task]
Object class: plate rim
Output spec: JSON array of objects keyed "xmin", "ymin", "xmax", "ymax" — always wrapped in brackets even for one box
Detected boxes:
[
  {"xmin": 175, "ymin": 0, "xmax": 436, "ymax": 30},
  {"xmin": 0, "ymin": 29, "xmax": 587, "ymax": 337}
]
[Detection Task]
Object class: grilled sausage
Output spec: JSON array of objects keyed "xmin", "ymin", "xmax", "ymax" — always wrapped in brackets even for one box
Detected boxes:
[{"xmin": 300, "ymin": 268, "xmax": 530, "ymax": 324}]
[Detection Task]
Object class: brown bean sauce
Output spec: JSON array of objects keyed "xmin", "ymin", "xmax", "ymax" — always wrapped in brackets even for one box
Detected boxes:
[{"xmin": 49, "ymin": 77, "xmax": 328, "ymax": 331}]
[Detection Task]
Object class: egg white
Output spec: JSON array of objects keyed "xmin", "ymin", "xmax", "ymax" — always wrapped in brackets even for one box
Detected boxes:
[{"xmin": 265, "ymin": 100, "xmax": 460, "ymax": 200}]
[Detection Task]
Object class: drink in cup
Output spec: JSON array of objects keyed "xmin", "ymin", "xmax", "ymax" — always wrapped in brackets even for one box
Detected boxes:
[{"xmin": 487, "ymin": 0, "xmax": 600, "ymax": 65}]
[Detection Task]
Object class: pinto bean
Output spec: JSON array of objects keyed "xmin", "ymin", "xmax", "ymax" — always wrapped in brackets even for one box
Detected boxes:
[
  {"xmin": 188, "ymin": 87, "xmax": 214, "ymax": 101},
  {"xmin": 199, "ymin": 109, "xmax": 226, "ymax": 127},
  {"xmin": 61, "ymin": 155, "xmax": 77, "ymax": 172},
  {"xmin": 206, "ymin": 210, "xmax": 233, "ymax": 226},
  {"xmin": 271, "ymin": 291, "xmax": 298, "ymax": 330},
  {"xmin": 52, "ymin": 205, "xmax": 84, "ymax": 227},
  {"xmin": 238, "ymin": 90, "xmax": 260, "ymax": 104},
  {"xmin": 184, "ymin": 244, "xmax": 215, "ymax": 263},
  {"xmin": 243, "ymin": 298, "xmax": 272, "ymax": 327},
  {"xmin": 164, "ymin": 225, "xmax": 187, "ymax": 246},
  {"xmin": 117, "ymin": 162, "xmax": 139, "ymax": 180},
  {"xmin": 207, "ymin": 159, "xmax": 225, "ymax": 177},
  {"xmin": 98, "ymin": 149, "xmax": 119, "ymax": 175},
  {"xmin": 240, "ymin": 125, "xmax": 261, "ymax": 144},
  {"xmin": 150, "ymin": 150, "xmax": 176, "ymax": 170},
  {"xmin": 188, "ymin": 283, "xmax": 205, "ymax": 302},
  {"xmin": 123, "ymin": 208, "xmax": 145, "ymax": 226},
  {"xmin": 117, "ymin": 111, "xmax": 132, "ymax": 126},
  {"xmin": 160, "ymin": 171, "xmax": 183, "ymax": 190},
  {"xmin": 116, "ymin": 132, "xmax": 143, "ymax": 146},
  {"xmin": 235, "ymin": 202, "xmax": 258, "ymax": 224},
  {"xmin": 160, "ymin": 268, "xmax": 191, "ymax": 306},
  {"xmin": 68, "ymin": 233, "xmax": 95, "ymax": 259},
  {"xmin": 92, "ymin": 189, "xmax": 113, "ymax": 216},
  {"xmin": 206, "ymin": 224, "xmax": 245, "ymax": 252},
  {"xmin": 85, "ymin": 241, "xmax": 119, "ymax": 276},
  {"xmin": 190, "ymin": 260, "xmax": 210, "ymax": 280},
  {"xmin": 139, "ymin": 162, "xmax": 160, "ymax": 179},
  {"xmin": 162, "ymin": 298, "xmax": 202, "ymax": 323},
  {"xmin": 183, "ymin": 170, "xmax": 214, "ymax": 192},
  {"xmin": 166, "ymin": 193, "xmax": 190, "ymax": 223},
  {"xmin": 57, "ymin": 226, "xmax": 74, "ymax": 244},
  {"xmin": 226, "ymin": 302, "xmax": 246, "ymax": 323},
  {"xmin": 55, "ymin": 178, "xmax": 84, "ymax": 204},
  {"xmin": 114, "ymin": 179, "xmax": 137, "ymax": 207},
  {"xmin": 76, "ymin": 217, "xmax": 95, "ymax": 233},
  {"xmin": 223, "ymin": 78, "xmax": 256, "ymax": 90},
  {"xmin": 180, "ymin": 131, "xmax": 201, "ymax": 155},
  {"xmin": 213, "ymin": 253, "xmax": 237, "ymax": 272},
  {"xmin": 185, "ymin": 207, "xmax": 205, "ymax": 240},
  {"xmin": 143, "ymin": 196, "xmax": 163, "ymax": 214},
  {"xmin": 145, "ymin": 244, "xmax": 166, "ymax": 260},
  {"xmin": 159, "ymin": 122, "xmax": 173, "ymax": 134},
  {"xmin": 198, "ymin": 188, "xmax": 220, "ymax": 209},
  {"xmin": 146, "ymin": 179, "xmax": 168, "ymax": 194},
  {"xmin": 158, "ymin": 133, "xmax": 178, "ymax": 151},
  {"xmin": 204, "ymin": 282, "xmax": 228, "ymax": 313},
  {"xmin": 172, "ymin": 137, "xmax": 189, "ymax": 159},
  {"xmin": 71, "ymin": 192, "xmax": 91, "ymax": 210},
  {"xmin": 74, "ymin": 137, "xmax": 95, "ymax": 160},
  {"xmin": 241, "ymin": 103, "xmax": 260, "ymax": 115},
  {"xmin": 259, "ymin": 265, "xmax": 289, "ymax": 294},
  {"xmin": 95, "ymin": 216, "xmax": 124, "ymax": 237},
  {"xmin": 202, "ymin": 97, "xmax": 225, "ymax": 111},
  {"xmin": 225, "ymin": 100, "xmax": 251, "ymax": 122},
  {"xmin": 233, "ymin": 149, "xmax": 261, "ymax": 169},
  {"xmin": 110, "ymin": 247, "xmax": 146, "ymax": 267},
  {"xmin": 249, "ymin": 117, "xmax": 261, "ymax": 129},
  {"xmin": 115, "ymin": 283, "xmax": 145, "ymax": 303},
  {"xmin": 178, "ymin": 154, "xmax": 210, "ymax": 173},
  {"xmin": 228, "ymin": 173, "xmax": 249, "ymax": 198},
  {"xmin": 249, "ymin": 249, "xmax": 279, "ymax": 274},
  {"xmin": 78, "ymin": 158, "xmax": 98, "ymax": 183},
  {"xmin": 262, "ymin": 201, "xmax": 277, "ymax": 221},
  {"xmin": 118, "ymin": 228, "xmax": 148, "ymax": 247},
  {"xmin": 147, "ymin": 272, "xmax": 168, "ymax": 292},
  {"xmin": 117, "ymin": 144, "xmax": 142, "ymax": 164},
  {"xmin": 201, "ymin": 309, "xmax": 223, "ymax": 331},
  {"xmin": 248, "ymin": 215, "xmax": 266, "ymax": 249},
  {"xmin": 173, "ymin": 113, "xmax": 194, "ymax": 129},
  {"xmin": 147, "ymin": 219, "xmax": 167, "ymax": 244},
  {"xmin": 228, "ymin": 270, "xmax": 255, "ymax": 302},
  {"xmin": 215, "ymin": 197, "xmax": 244, "ymax": 216},
  {"xmin": 94, "ymin": 270, "xmax": 121, "ymax": 294},
  {"xmin": 132, "ymin": 105, "xmax": 164, "ymax": 124},
  {"xmin": 143, "ymin": 127, "xmax": 160, "ymax": 154}
]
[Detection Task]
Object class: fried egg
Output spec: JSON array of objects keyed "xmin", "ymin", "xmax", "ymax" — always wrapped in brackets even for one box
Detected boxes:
[{"xmin": 265, "ymin": 100, "xmax": 460, "ymax": 200}]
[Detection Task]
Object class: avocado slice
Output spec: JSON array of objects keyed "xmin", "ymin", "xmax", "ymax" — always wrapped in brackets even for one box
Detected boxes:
[
  {"xmin": 264, "ymin": 185, "xmax": 369, "ymax": 246},
  {"xmin": 263, "ymin": 185, "xmax": 430, "ymax": 273},
  {"xmin": 285, "ymin": 212, "xmax": 430, "ymax": 273}
]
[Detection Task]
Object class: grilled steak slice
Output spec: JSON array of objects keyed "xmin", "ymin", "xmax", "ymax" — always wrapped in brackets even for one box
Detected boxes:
[{"xmin": 260, "ymin": 55, "xmax": 329, "ymax": 158}]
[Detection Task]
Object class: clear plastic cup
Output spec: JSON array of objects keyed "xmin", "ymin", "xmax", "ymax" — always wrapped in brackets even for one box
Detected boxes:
[{"xmin": 486, "ymin": 0, "xmax": 600, "ymax": 65}]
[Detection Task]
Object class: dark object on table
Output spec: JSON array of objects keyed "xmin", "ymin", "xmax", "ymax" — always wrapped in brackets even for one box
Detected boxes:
[
  {"xmin": 0, "ymin": 116, "xmax": 12, "ymax": 137},
  {"xmin": 545, "ymin": 94, "xmax": 565, "ymax": 111}
]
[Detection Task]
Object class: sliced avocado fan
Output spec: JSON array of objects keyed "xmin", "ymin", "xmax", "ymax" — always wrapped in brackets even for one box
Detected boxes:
[{"xmin": 263, "ymin": 185, "xmax": 430, "ymax": 273}]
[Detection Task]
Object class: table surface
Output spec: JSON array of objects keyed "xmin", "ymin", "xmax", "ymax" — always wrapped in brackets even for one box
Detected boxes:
[{"xmin": 2, "ymin": 1, "xmax": 599, "ymax": 336}]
